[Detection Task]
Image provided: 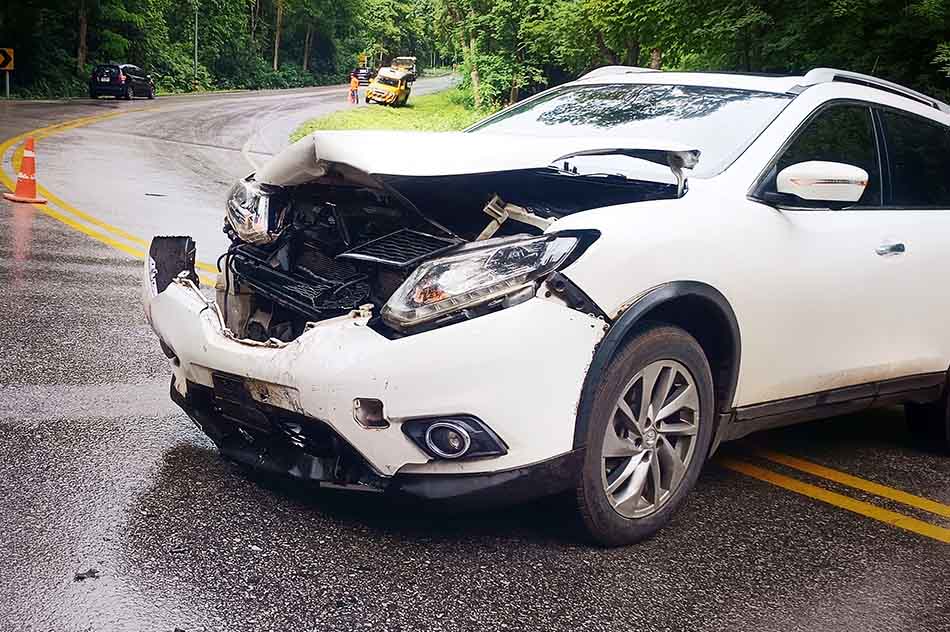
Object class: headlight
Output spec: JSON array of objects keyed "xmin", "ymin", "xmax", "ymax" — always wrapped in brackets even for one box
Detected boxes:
[
  {"xmin": 225, "ymin": 177, "xmax": 286, "ymax": 245},
  {"xmin": 382, "ymin": 234, "xmax": 579, "ymax": 331}
]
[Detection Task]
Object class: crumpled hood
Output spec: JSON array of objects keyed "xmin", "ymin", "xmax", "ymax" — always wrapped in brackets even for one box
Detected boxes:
[{"xmin": 256, "ymin": 131, "xmax": 700, "ymax": 187}]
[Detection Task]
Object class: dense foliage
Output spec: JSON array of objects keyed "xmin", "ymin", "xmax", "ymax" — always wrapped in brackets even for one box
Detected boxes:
[
  {"xmin": 0, "ymin": 0, "xmax": 442, "ymax": 97},
  {"xmin": 2, "ymin": 0, "xmax": 949, "ymax": 102},
  {"xmin": 435, "ymin": 0, "xmax": 950, "ymax": 107}
]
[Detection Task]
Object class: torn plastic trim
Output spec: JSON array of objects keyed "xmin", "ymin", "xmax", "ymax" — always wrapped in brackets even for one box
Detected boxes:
[
  {"xmin": 545, "ymin": 271, "xmax": 610, "ymax": 322},
  {"xmin": 145, "ymin": 236, "xmax": 373, "ymax": 350},
  {"xmin": 553, "ymin": 147, "xmax": 701, "ymax": 198},
  {"xmin": 181, "ymin": 278, "xmax": 376, "ymax": 349}
]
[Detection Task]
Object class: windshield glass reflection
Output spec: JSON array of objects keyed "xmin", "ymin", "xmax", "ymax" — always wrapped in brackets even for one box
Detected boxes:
[{"xmin": 470, "ymin": 84, "xmax": 791, "ymax": 177}]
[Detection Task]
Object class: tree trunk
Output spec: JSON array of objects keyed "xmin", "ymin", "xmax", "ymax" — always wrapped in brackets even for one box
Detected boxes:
[
  {"xmin": 508, "ymin": 49, "xmax": 522, "ymax": 105},
  {"xmin": 302, "ymin": 25, "xmax": 312, "ymax": 71},
  {"xmin": 596, "ymin": 32, "xmax": 620, "ymax": 65},
  {"xmin": 625, "ymin": 40, "xmax": 640, "ymax": 66},
  {"xmin": 250, "ymin": 0, "xmax": 259, "ymax": 43},
  {"xmin": 77, "ymin": 0, "xmax": 87, "ymax": 72},
  {"xmin": 272, "ymin": 0, "xmax": 283, "ymax": 72},
  {"xmin": 470, "ymin": 33, "xmax": 481, "ymax": 109},
  {"xmin": 468, "ymin": 9, "xmax": 481, "ymax": 109},
  {"xmin": 649, "ymin": 47, "xmax": 662, "ymax": 70},
  {"xmin": 742, "ymin": 27, "xmax": 751, "ymax": 71}
]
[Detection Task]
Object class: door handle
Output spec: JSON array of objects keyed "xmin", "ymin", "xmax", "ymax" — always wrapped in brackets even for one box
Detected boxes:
[{"xmin": 876, "ymin": 242, "xmax": 906, "ymax": 256}]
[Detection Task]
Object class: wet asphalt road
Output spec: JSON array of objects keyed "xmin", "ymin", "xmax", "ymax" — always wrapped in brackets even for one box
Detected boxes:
[{"xmin": 0, "ymin": 81, "xmax": 948, "ymax": 632}]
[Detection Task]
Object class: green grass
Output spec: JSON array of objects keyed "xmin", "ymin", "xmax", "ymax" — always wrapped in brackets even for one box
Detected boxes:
[{"xmin": 290, "ymin": 89, "xmax": 494, "ymax": 142}]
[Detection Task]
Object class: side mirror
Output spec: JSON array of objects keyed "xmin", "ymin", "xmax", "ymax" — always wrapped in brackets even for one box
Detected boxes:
[{"xmin": 777, "ymin": 160, "xmax": 868, "ymax": 204}]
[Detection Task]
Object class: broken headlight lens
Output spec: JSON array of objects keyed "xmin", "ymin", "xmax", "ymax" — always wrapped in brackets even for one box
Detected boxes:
[
  {"xmin": 382, "ymin": 234, "xmax": 578, "ymax": 331},
  {"xmin": 225, "ymin": 177, "xmax": 285, "ymax": 245}
]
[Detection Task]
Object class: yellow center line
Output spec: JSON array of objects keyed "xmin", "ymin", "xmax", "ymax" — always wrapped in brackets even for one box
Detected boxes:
[
  {"xmin": 758, "ymin": 450, "xmax": 950, "ymax": 519},
  {"xmin": 1, "ymin": 107, "xmax": 217, "ymax": 284},
  {"xmin": 720, "ymin": 457, "xmax": 950, "ymax": 544}
]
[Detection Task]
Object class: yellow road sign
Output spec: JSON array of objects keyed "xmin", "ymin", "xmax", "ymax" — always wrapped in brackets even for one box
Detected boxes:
[
  {"xmin": 0, "ymin": 49, "xmax": 12, "ymax": 71},
  {"xmin": 358, "ymin": 53, "xmax": 367, "ymax": 66}
]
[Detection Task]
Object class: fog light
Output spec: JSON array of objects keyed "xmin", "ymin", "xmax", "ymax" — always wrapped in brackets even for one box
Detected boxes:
[
  {"xmin": 353, "ymin": 398, "xmax": 389, "ymax": 429},
  {"xmin": 424, "ymin": 422, "xmax": 472, "ymax": 459},
  {"xmin": 401, "ymin": 416, "xmax": 507, "ymax": 460}
]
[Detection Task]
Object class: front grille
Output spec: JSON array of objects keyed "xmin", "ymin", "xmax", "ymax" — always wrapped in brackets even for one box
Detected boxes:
[
  {"xmin": 230, "ymin": 248, "xmax": 370, "ymax": 320},
  {"xmin": 295, "ymin": 243, "xmax": 361, "ymax": 283},
  {"xmin": 337, "ymin": 229, "xmax": 460, "ymax": 269}
]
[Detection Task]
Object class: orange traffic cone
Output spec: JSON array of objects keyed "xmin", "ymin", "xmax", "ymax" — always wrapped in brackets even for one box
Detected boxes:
[{"xmin": 3, "ymin": 137, "xmax": 47, "ymax": 204}]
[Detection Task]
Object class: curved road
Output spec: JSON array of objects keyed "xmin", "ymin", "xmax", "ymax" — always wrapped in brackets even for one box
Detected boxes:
[
  {"xmin": 12, "ymin": 76, "xmax": 454, "ymax": 264},
  {"xmin": 0, "ymin": 80, "xmax": 948, "ymax": 632}
]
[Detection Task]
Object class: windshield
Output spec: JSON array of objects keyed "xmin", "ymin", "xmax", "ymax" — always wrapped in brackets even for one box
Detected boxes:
[
  {"xmin": 378, "ymin": 76, "xmax": 400, "ymax": 87},
  {"xmin": 468, "ymin": 83, "xmax": 792, "ymax": 177}
]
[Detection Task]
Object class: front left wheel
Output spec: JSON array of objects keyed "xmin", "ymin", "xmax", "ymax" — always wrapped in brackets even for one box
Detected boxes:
[{"xmin": 576, "ymin": 325, "xmax": 715, "ymax": 547}]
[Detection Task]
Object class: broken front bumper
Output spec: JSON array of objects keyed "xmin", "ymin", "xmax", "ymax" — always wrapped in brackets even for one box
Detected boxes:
[{"xmin": 145, "ymin": 266, "xmax": 605, "ymax": 497}]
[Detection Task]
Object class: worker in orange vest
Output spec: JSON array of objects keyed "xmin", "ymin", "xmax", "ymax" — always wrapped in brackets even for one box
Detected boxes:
[{"xmin": 349, "ymin": 71, "xmax": 360, "ymax": 104}]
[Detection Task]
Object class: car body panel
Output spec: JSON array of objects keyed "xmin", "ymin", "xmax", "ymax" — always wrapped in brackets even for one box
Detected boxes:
[
  {"xmin": 553, "ymin": 80, "xmax": 950, "ymax": 408},
  {"xmin": 148, "ymin": 279, "xmax": 606, "ymax": 476},
  {"xmin": 256, "ymin": 130, "xmax": 700, "ymax": 185}
]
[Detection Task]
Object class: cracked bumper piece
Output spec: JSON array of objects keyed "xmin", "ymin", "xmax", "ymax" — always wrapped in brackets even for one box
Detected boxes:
[
  {"xmin": 148, "ymin": 279, "xmax": 605, "ymax": 494},
  {"xmin": 171, "ymin": 377, "xmax": 583, "ymax": 504}
]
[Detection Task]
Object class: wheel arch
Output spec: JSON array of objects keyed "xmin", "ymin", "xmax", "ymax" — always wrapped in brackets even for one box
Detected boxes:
[{"xmin": 573, "ymin": 281, "xmax": 741, "ymax": 448}]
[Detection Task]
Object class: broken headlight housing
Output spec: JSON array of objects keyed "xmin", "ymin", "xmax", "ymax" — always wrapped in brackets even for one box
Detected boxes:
[
  {"xmin": 382, "ymin": 234, "xmax": 579, "ymax": 331},
  {"xmin": 225, "ymin": 177, "xmax": 287, "ymax": 245}
]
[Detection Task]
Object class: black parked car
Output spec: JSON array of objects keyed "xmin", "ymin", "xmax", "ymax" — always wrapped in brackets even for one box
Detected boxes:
[
  {"xmin": 89, "ymin": 63, "xmax": 155, "ymax": 100},
  {"xmin": 354, "ymin": 66, "xmax": 376, "ymax": 85}
]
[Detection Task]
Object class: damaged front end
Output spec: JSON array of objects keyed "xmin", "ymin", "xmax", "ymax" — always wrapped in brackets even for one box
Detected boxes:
[
  {"xmin": 211, "ymin": 132, "xmax": 699, "ymax": 343},
  {"xmin": 142, "ymin": 130, "xmax": 698, "ymax": 501}
]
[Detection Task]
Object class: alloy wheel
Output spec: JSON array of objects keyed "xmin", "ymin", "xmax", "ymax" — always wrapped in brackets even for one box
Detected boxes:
[{"xmin": 600, "ymin": 359, "xmax": 701, "ymax": 518}]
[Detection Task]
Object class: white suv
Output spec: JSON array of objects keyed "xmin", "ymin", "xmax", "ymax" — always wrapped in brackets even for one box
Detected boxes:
[{"xmin": 143, "ymin": 67, "xmax": 950, "ymax": 546}]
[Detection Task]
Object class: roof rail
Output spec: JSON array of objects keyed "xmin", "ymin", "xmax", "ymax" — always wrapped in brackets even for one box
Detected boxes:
[
  {"xmin": 579, "ymin": 65, "xmax": 661, "ymax": 80},
  {"xmin": 798, "ymin": 67, "xmax": 950, "ymax": 114}
]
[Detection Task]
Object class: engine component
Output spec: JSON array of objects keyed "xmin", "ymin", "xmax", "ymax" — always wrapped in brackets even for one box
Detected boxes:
[
  {"xmin": 229, "ymin": 245, "xmax": 371, "ymax": 322},
  {"xmin": 337, "ymin": 229, "xmax": 461, "ymax": 269}
]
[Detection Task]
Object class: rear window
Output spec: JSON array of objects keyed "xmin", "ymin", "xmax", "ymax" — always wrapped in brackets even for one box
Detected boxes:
[
  {"xmin": 94, "ymin": 65, "xmax": 119, "ymax": 77},
  {"xmin": 880, "ymin": 110, "xmax": 950, "ymax": 207}
]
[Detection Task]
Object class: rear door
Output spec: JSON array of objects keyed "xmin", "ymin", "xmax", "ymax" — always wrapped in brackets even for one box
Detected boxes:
[
  {"xmin": 126, "ymin": 65, "xmax": 143, "ymax": 95},
  {"xmin": 874, "ymin": 107, "xmax": 950, "ymax": 373}
]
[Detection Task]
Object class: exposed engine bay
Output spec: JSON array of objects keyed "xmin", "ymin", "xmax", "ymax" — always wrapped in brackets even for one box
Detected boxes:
[
  {"xmin": 217, "ymin": 140, "xmax": 694, "ymax": 343},
  {"xmin": 219, "ymin": 181, "xmax": 470, "ymax": 342}
]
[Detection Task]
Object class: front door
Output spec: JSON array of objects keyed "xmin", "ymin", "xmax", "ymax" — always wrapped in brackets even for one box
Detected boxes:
[{"xmin": 746, "ymin": 102, "xmax": 929, "ymax": 402}]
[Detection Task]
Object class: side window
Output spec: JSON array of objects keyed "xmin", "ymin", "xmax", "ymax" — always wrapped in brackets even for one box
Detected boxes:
[
  {"xmin": 880, "ymin": 110, "xmax": 950, "ymax": 207},
  {"xmin": 777, "ymin": 105, "xmax": 881, "ymax": 206}
]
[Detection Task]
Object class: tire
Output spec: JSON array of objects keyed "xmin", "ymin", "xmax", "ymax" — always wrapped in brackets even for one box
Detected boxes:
[
  {"xmin": 905, "ymin": 395, "xmax": 950, "ymax": 454},
  {"xmin": 576, "ymin": 324, "xmax": 715, "ymax": 547},
  {"xmin": 124, "ymin": 85, "xmax": 134, "ymax": 100},
  {"xmin": 89, "ymin": 90, "xmax": 97, "ymax": 100}
]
